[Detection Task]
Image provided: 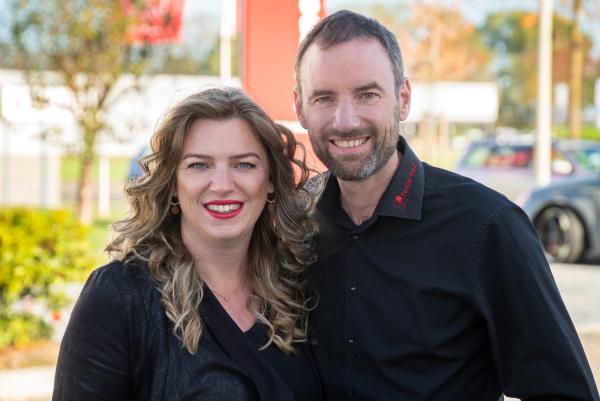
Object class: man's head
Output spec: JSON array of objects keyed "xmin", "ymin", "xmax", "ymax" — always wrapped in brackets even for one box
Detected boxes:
[
  {"xmin": 294, "ymin": 10, "xmax": 411, "ymax": 181},
  {"xmin": 295, "ymin": 10, "xmax": 405, "ymax": 97}
]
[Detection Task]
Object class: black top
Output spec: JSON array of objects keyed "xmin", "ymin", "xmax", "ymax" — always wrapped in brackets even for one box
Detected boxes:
[
  {"xmin": 53, "ymin": 260, "xmax": 321, "ymax": 401},
  {"xmin": 309, "ymin": 136, "xmax": 600, "ymax": 401}
]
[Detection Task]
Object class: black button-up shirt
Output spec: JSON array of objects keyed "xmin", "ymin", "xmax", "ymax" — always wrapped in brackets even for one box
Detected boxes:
[{"xmin": 310, "ymin": 137, "xmax": 599, "ymax": 401}]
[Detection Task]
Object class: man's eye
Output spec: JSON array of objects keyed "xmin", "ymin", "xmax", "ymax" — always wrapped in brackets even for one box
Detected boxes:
[
  {"xmin": 314, "ymin": 96, "xmax": 333, "ymax": 105},
  {"xmin": 236, "ymin": 162, "xmax": 256, "ymax": 169},
  {"xmin": 360, "ymin": 92, "xmax": 380, "ymax": 101}
]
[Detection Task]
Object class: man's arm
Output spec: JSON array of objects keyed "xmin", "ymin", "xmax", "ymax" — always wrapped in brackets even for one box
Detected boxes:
[{"xmin": 471, "ymin": 205, "xmax": 599, "ymax": 400}]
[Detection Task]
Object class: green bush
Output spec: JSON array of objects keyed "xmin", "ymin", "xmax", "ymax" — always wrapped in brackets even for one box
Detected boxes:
[{"xmin": 0, "ymin": 208, "xmax": 95, "ymax": 348}]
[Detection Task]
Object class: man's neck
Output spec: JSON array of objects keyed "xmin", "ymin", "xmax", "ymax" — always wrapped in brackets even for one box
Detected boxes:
[{"xmin": 338, "ymin": 150, "xmax": 401, "ymax": 225}]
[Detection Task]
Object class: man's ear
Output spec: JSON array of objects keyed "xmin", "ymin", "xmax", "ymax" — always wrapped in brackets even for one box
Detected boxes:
[
  {"xmin": 398, "ymin": 78, "xmax": 411, "ymax": 121},
  {"xmin": 397, "ymin": 78, "xmax": 412, "ymax": 121},
  {"xmin": 294, "ymin": 90, "xmax": 307, "ymax": 129}
]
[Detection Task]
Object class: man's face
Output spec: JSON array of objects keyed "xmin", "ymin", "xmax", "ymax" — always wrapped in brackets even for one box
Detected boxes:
[{"xmin": 295, "ymin": 38, "xmax": 411, "ymax": 181}]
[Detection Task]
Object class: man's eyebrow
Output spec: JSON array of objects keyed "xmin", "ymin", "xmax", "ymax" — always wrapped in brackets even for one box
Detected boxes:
[
  {"xmin": 355, "ymin": 82, "xmax": 386, "ymax": 93},
  {"xmin": 308, "ymin": 89, "xmax": 335, "ymax": 100}
]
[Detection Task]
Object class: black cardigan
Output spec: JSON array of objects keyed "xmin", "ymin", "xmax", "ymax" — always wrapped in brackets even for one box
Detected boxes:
[{"xmin": 52, "ymin": 260, "xmax": 321, "ymax": 401}]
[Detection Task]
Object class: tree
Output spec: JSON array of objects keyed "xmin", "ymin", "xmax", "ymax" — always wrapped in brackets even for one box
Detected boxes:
[
  {"xmin": 365, "ymin": 1, "xmax": 492, "ymax": 82},
  {"xmin": 9, "ymin": 0, "xmax": 179, "ymax": 223},
  {"xmin": 481, "ymin": 10, "xmax": 594, "ymax": 129}
]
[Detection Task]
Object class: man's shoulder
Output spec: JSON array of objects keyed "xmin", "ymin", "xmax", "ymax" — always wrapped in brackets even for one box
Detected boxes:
[{"xmin": 422, "ymin": 163, "xmax": 514, "ymax": 220}]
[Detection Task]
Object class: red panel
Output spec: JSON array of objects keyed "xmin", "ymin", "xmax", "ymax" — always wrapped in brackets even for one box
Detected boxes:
[{"xmin": 242, "ymin": 0, "xmax": 300, "ymax": 121}]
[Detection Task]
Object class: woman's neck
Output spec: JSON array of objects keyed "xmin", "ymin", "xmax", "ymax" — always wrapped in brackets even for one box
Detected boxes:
[{"xmin": 182, "ymin": 229, "xmax": 257, "ymax": 331}]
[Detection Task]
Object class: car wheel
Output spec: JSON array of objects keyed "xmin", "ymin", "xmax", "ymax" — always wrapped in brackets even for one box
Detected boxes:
[{"xmin": 534, "ymin": 206, "xmax": 585, "ymax": 263}]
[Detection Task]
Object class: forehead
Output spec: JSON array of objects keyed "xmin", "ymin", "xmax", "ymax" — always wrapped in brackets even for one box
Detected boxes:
[
  {"xmin": 299, "ymin": 38, "xmax": 395, "ymax": 93},
  {"xmin": 182, "ymin": 117, "xmax": 267, "ymax": 157}
]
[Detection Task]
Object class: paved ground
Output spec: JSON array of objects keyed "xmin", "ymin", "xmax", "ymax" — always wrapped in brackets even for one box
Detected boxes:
[{"xmin": 1, "ymin": 263, "xmax": 599, "ymax": 401}]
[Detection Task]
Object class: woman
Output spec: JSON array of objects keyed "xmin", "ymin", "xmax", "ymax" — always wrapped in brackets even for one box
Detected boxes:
[{"xmin": 53, "ymin": 87, "xmax": 321, "ymax": 401}]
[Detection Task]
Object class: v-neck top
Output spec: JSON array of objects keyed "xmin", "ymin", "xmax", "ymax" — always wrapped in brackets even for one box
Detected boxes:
[
  {"xmin": 53, "ymin": 260, "xmax": 322, "ymax": 401},
  {"xmin": 244, "ymin": 322, "xmax": 320, "ymax": 401}
]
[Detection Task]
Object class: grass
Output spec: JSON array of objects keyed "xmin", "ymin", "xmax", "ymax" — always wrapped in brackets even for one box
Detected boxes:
[{"xmin": 61, "ymin": 156, "xmax": 131, "ymax": 182}]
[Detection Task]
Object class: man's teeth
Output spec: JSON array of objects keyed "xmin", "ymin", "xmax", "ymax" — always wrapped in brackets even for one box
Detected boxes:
[
  {"xmin": 334, "ymin": 138, "xmax": 367, "ymax": 148},
  {"xmin": 206, "ymin": 204, "xmax": 241, "ymax": 213}
]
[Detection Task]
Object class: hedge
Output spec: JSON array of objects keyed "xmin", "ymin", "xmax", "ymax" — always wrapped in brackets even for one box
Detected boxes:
[{"xmin": 0, "ymin": 208, "xmax": 95, "ymax": 348}]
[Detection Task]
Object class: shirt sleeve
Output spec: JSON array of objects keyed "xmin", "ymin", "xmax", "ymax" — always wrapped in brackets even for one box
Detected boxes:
[
  {"xmin": 53, "ymin": 265, "xmax": 132, "ymax": 401},
  {"xmin": 471, "ymin": 205, "xmax": 599, "ymax": 401}
]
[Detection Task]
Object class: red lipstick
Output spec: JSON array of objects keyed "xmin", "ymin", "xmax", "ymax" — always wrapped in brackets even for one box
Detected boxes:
[{"xmin": 204, "ymin": 200, "xmax": 244, "ymax": 219}]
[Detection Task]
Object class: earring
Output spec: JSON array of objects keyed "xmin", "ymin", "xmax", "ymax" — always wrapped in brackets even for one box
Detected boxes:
[
  {"xmin": 170, "ymin": 197, "xmax": 180, "ymax": 215},
  {"xmin": 266, "ymin": 192, "xmax": 276, "ymax": 213}
]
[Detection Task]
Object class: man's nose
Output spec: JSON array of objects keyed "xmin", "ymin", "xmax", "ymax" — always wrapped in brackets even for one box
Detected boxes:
[
  {"xmin": 210, "ymin": 167, "xmax": 234, "ymax": 194},
  {"xmin": 332, "ymin": 99, "xmax": 361, "ymax": 132}
]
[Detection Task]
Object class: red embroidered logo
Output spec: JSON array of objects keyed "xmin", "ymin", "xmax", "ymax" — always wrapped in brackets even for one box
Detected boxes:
[{"xmin": 393, "ymin": 163, "xmax": 417, "ymax": 210}]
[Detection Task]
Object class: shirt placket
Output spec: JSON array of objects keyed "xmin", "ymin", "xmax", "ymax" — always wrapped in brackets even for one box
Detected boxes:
[{"xmin": 343, "ymin": 230, "xmax": 362, "ymax": 398}]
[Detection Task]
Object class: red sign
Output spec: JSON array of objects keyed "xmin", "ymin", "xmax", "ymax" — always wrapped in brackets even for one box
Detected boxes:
[{"xmin": 121, "ymin": 0, "xmax": 185, "ymax": 45}]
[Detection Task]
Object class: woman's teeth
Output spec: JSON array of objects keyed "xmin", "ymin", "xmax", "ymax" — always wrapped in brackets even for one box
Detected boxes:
[{"xmin": 206, "ymin": 204, "xmax": 241, "ymax": 213}]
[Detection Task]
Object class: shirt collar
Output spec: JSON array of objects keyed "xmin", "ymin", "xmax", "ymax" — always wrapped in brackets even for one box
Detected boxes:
[{"xmin": 317, "ymin": 136, "xmax": 424, "ymax": 223}]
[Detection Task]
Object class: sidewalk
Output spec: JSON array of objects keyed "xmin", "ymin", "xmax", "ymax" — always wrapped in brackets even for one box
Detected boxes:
[{"xmin": 0, "ymin": 366, "xmax": 54, "ymax": 401}]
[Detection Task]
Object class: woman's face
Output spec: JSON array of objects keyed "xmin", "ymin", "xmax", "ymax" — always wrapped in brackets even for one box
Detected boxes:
[{"xmin": 174, "ymin": 117, "xmax": 273, "ymax": 245}]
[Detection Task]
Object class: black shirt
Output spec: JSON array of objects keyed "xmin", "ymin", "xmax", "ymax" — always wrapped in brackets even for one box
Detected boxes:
[
  {"xmin": 309, "ymin": 137, "xmax": 599, "ymax": 401},
  {"xmin": 53, "ymin": 260, "xmax": 321, "ymax": 401}
]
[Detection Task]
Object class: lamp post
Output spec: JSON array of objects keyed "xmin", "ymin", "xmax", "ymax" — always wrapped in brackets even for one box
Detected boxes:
[{"xmin": 535, "ymin": 0, "xmax": 554, "ymax": 187}]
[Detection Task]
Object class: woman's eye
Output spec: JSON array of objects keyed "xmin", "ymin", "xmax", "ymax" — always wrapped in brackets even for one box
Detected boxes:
[
  {"xmin": 187, "ymin": 162, "xmax": 208, "ymax": 169},
  {"xmin": 236, "ymin": 162, "xmax": 256, "ymax": 169}
]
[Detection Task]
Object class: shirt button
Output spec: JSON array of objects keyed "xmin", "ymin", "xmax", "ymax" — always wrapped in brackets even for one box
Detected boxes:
[
  {"xmin": 347, "ymin": 337, "xmax": 355, "ymax": 344},
  {"xmin": 351, "ymin": 233, "xmax": 359, "ymax": 239},
  {"xmin": 348, "ymin": 283, "xmax": 358, "ymax": 291},
  {"xmin": 347, "ymin": 389, "xmax": 355, "ymax": 397}
]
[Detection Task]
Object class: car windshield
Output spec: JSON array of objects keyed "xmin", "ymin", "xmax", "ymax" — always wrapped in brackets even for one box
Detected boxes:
[
  {"xmin": 460, "ymin": 144, "xmax": 532, "ymax": 168},
  {"xmin": 563, "ymin": 147, "xmax": 600, "ymax": 173}
]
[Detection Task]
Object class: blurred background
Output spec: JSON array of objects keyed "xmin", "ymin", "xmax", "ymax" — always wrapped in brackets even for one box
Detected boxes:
[{"xmin": 1, "ymin": 0, "xmax": 600, "ymax": 399}]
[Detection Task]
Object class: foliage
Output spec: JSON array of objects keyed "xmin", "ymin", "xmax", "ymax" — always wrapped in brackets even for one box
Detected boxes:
[
  {"xmin": 480, "ymin": 10, "xmax": 597, "ymax": 128},
  {"xmin": 365, "ymin": 2, "xmax": 492, "ymax": 82},
  {"xmin": 8, "ymin": 0, "xmax": 166, "ymax": 223},
  {"xmin": 0, "ymin": 208, "xmax": 95, "ymax": 348},
  {"xmin": 555, "ymin": 124, "xmax": 600, "ymax": 141}
]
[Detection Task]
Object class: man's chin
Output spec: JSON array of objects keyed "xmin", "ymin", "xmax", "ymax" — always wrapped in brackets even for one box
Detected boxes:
[{"xmin": 329, "ymin": 163, "xmax": 373, "ymax": 182}]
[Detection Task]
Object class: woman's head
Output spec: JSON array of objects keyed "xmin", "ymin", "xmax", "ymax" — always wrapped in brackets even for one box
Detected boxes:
[
  {"xmin": 131, "ymin": 87, "xmax": 310, "ymax": 245},
  {"xmin": 108, "ymin": 87, "xmax": 318, "ymax": 353}
]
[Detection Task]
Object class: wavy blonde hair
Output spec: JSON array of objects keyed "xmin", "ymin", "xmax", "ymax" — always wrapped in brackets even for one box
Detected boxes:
[{"xmin": 106, "ymin": 87, "xmax": 319, "ymax": 354}]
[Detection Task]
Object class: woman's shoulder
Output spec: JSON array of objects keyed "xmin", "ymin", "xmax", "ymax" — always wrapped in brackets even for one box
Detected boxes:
[
  {"xmin": 82, "ymin": 258, "xmax": 156, "ymax": 309},
  {"xmin": 90, "ymin": 258, "xmax": 152, "ymax": 287}
]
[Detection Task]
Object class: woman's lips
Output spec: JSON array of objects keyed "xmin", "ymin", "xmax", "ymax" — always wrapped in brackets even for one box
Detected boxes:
[{"xmin": 204, "ymin": 200, "xmax": 244, "ymax": 219}]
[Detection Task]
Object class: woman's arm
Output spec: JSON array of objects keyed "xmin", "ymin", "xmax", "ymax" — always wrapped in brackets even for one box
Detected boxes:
[{"xmin": 53, "ymin": 265, "xmax": 132, "ymax": 401}]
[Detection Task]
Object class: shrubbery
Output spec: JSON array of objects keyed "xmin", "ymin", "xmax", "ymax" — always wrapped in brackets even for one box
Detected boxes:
[{"xmin": 0, "ymin": 208, "xmax": 95, "ymax": 348}]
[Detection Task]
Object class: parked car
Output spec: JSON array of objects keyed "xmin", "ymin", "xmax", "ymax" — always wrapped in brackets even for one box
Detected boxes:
[
  {"xmin": 455, "ymin": 136, "xmax": 600, "ymax": 200},
  {"xmin": 521, "ymin": 176, "xmax": 600, "ymax": 263},
  {"xmin": 127, "ymin": 145, "xmax": 151, "ymax": 181}
]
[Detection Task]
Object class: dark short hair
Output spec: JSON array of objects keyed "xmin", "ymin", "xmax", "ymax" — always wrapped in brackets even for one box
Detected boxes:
[{"xmin": 295, "ymin": 10, "xmax": 405, "ymax": 94}]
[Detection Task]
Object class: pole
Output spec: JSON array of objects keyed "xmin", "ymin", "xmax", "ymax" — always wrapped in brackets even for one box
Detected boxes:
[
  {"xmin": 535, "ymin": 0, "xmax": 553, "ymax": 187},
  {"xmin": 220, "ymin": 0, "xmax": 236, "ymax": 84}
]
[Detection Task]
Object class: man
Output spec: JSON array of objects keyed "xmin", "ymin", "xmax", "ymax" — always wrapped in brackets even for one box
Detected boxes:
[{"xmin": 294, "ymin": 10, "xmax": 599, "ymax": 401}]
